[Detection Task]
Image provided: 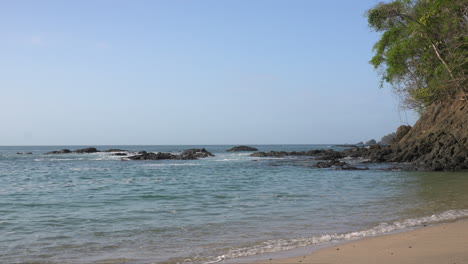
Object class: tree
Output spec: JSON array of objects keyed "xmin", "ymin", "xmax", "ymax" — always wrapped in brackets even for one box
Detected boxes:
[{"xmin": 366, "ymin": 0, "xmax": 467, "ymax": 113}]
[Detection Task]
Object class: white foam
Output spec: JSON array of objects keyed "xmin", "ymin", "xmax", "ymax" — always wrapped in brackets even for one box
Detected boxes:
[
  {"xmin": 209, "ymin": 209, "xmax": 468, "ymax": 263},
  {"xmin": 214, "ymin": 159, "xmax": 241, "ymax": 162},
  {"xmin": 141, "ymin": 163, "xmax": 199, "ymax": 167},
  {"xmin": 50, "ymin": 158, "xmax": 84, "ymax": 161},
  {"xmin": 70, "ymin": 167, "xmax": 109, "ymax": 171}
]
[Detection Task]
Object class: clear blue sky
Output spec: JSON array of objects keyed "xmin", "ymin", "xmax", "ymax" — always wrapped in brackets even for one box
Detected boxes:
[{"xmin": 0, "ymin": 0, "xmax": 417, "ymax": 145}]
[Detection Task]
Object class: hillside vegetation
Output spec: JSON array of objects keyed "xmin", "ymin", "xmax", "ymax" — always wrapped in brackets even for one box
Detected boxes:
[
  {"xmin": 366, "ymin": 0, "xmax": 467, "ymax": 170},
  {"xmin": 367, "ymin": 0, "xmax": 467, "ymax": 112}
]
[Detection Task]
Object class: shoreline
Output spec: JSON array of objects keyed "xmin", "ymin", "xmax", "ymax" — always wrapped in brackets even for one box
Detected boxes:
[{"xmin": 243, "ymin": 219, "xmax": 468, "ymax": 264}]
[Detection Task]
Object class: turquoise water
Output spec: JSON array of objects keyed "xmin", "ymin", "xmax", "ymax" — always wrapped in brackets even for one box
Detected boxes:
[{"xmin": 1, "ymin": 145, "xmax": 468, "ymax": 264}]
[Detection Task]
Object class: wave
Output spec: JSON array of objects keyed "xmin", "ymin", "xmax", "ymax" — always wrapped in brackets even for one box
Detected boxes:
[
  {"xmin": 205, "ymin": 209, "xmax": 468, "ymax": 263},
  {"xmin": 214, "ymin": 158, "xmax": 242, "ymax": 162},
  {"xmin": 141, "ymin": 163, "xmax": 199, "ymax": 167},
  {"xmin": 69, "ymin": 167, "xmax": 109, "ymax": 171},
  {"xmin": 49, "ymin": 158, "xmax": 85, "ymax": 161}
]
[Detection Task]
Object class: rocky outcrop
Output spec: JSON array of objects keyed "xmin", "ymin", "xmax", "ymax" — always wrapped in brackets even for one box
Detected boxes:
[
  {"xmin": 372, "ymin": 96, "xmax": 467, "ymax": 170},
  {"xmin": 45, "ymin": 149, "xmax": 72, "ymax": 154},
  {"xmin": 366, "ymin": 139, "xmax": 377, "ymax": 145},
  {"xmin": 17, "ymin": 152, "xmax": 33, "ymax": 155},
  {"xmin": 103, "ymin": 149, "xmax": 128, "ymax": 152},
  {"xmin": 333, "ymin": 144, "xmax": 358, "ymax": 148},
  {"xmin": 226, "ymin": 146, "xmax": 259, "ymax": 152},
  {"xmin": 179, "ymin": 148, "xmax": 214, "ymax": 159},
  {"xmin": 112, "ymin": 153, "xmax": 128, "ymax": 156},
  {"xmin": 127, "ymin": 151, "xmax": 177, "ymax": 160},
  {"xmin": 379, "ymin": 132, "xmax": 396, "ymax": 145},
  {"xmin": 392, "ymin": 125, "xmax": 411, "ymax": 144},
  {"xmin": 251, "ymin": 151, "xmax": 289, "ymax": 157},
  {"xmin": 43, "ymin": 147, "xmax": 215, "ymax": 161},
  {"xmin": 45, "ymin": 148, "xmax": 99, "ymax": 154},
  {"xmin": 314, "ymin": 151, "xmax": 346, "ymax": 160},
  {"xmin": 126, "ymin": 148, "xmax": 214, "ymax": 160},
  {"xmin": 74, "ymin": 147, "xmax": 100, "ymax": 153}
]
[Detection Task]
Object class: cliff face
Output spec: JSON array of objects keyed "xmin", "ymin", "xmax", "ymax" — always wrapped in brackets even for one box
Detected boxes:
[{"xmin": 389, "ymin": 94, "xmax": 468, "ymax": 170}]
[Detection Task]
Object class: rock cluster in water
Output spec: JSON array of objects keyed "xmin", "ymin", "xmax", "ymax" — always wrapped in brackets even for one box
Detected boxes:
[
  {"xmin": 126, "ymin": 148, "xmax": 214, "ymax": 160},
  {"xmin": 45, "ymin": 147, "xmax": 102, "ymax": 154},
  {"xmin": 251, "ymin": 149, "xmax": 369, "ymax": 170},
  {"xmin": 226, "ymin": 146, "xmax": 258, "ymax": 152},
  {"xmin": 44, "ymin": 147, "xmax": 214, "ymax": 161}
]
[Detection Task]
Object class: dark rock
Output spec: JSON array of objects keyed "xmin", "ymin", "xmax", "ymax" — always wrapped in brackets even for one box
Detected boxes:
[
  {"xmin": 342, "ymin": 147, "xmax": 369, "ymax": 158},
  {"xmin": 45, "ymin": 149, "xmax": 72, "ymax": 154},
  {"xmin": 103, "ymin": 149, "xmax": 128, "ymax": 152},
  {"xmin": 314, "ymin": 160, "xmax": 347, "ymax": 168},
  {"xmin": 379, "ymin": 132, "xmax": 396, "ymax": 145},
  {"xmin": 335, "ymin": 165, "xmax": 369, "ymax": 170},
  {"xmin": 251, "ymin": 151, "xmax": 289, "ymax": 157},
  {"xmin": 247, "ymin": 95, "xmax": 468, "ymax": 171},
  {"xmin": 392, "ymin": 125, "xmax": 412, "ymax": 144},
  {"xmin": 226, "ymin": 145, "xmax": 258, "ymax": 152},
  {"xmin": 179, "ymin": 148, "xmax": 214, "ymax": 159},
  {"xmin": 112, "ymin": 153, "xmax": 128, "ymax": 156},
  {"xmin": 74, "ymin": 147, "xmax": 100, "ymax": 153},
  {"xmin": 379, "ymin": 166, "xmax": 403, "ymax": 171},
  {"xmin": 314, "ymin": 150, "xmax": 346, "ymax": 160},
  {"xmin": 126, "ymin": 148, "xmax": 214, "ymax": 161},
  {"xmin": 17, "ymin": 152, "xmax": 33, "ymax": 155},
  {"xmin": 365, "ymin": 139, "xmax": 377, "ymax": 145},
  {"xmin": 333, "ymin": 144, "xmax": 358, "ymax": 148},
  {"xmin": 128, "ymin": 152, "xmax": 177, "ymax": 160}
]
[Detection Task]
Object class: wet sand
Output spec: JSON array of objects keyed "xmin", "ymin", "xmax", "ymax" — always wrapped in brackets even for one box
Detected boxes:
[{"xmin": 251, "ymin": 219, "xmax": 468, "ymax": 264}]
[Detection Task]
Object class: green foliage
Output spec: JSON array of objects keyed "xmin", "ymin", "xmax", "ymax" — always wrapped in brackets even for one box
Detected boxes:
[{"xmin": 366, "ymin": 0, "xmax": 467, "ymax": 111}]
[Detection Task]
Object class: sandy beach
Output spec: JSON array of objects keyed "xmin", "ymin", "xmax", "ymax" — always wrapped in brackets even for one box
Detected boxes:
[{"xmin": 252, "ymin": 219, "xmax": 468, "ymax": 264}]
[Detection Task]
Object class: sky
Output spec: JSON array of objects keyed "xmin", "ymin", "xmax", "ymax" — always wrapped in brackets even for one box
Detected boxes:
[{"xmin": 0, "ymin": 0, "xmax": 418, "ymax": 145}]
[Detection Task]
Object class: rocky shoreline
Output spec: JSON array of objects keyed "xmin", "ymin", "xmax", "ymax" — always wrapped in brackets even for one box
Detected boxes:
[
  {"xmin": 33, "ymin": 100, "xmax": 468, "ymax": 173},
  {"xmin": 43, "ymin": 147, "xmax": 215, "ymax": 161}
]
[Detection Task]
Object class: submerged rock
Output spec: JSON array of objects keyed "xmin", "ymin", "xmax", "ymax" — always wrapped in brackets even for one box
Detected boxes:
[
  {"xmin": 335, "ymin": 165, "xmax": 369, "ymax": 170},
  {"xmin": 314, "ymin": 160, "xmax": 347, "ymax": 168},
  {"xmin": 250, "ymin": 149, "xmax": 343, "ymax": 158},
  {"xmin": 226, "ymin": 146, "xmax": 259, "ymax": 152}
]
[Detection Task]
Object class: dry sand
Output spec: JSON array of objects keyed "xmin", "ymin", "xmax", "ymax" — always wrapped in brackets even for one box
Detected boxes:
[{"xmin": 249, "ymin": 220, "xmax": 468, "ymax": 264}]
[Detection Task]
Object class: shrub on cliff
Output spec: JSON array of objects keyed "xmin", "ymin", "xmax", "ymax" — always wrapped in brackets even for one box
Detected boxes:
[{"xmin": 366, "ymin": 0, "xmax": 467, "ymax": 113}]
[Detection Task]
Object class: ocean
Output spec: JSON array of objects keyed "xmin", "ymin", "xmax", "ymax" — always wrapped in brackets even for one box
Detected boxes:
[{"xmin": 1, "ymin": 145, "xmax": 468, "ymax": 264}]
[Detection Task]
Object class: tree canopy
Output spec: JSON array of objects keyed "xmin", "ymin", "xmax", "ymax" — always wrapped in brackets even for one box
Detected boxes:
[{"xmin": 366, "ymin": 0, "xmax": 467, "ymax": 112}]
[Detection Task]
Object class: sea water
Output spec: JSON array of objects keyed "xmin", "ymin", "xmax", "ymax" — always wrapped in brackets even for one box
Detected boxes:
[{"xmin": 1, "ymin": 145, "xmax": 468, "ymax": 264}]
